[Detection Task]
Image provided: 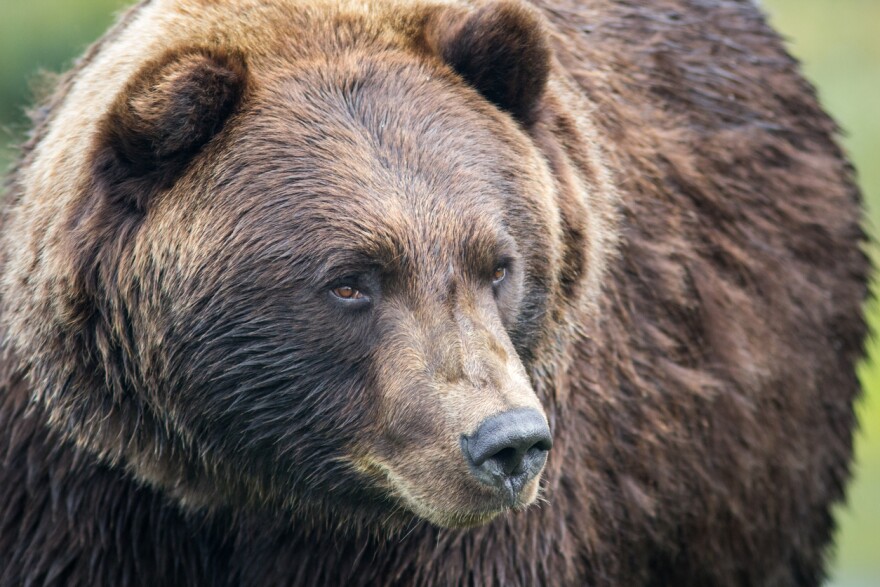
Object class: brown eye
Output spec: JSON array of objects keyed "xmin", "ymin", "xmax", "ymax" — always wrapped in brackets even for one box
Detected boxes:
[
  {"xmin": 332, "ymin": 286, "xmax": 364, "ymax": 300},
  {"xmin": 492, "ymin": 266, "xmax": 507, "ymax": 284}
]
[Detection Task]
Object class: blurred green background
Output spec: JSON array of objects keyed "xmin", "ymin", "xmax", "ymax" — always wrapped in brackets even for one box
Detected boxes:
[{"xmin": 0, "ymin": 0, "xmax": 877, "ymax": 584}]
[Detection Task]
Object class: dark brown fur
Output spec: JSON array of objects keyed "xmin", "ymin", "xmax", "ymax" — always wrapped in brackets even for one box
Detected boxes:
[
  {"xmin": 96, "ymin": 47, "xmax": 248, "ymax": 211},
  {"xmin": 0, "ymin": 1, "xmax": 868, "ymax": 586},
  {"xmin": 425, "ymin": 1, "xmax": 551, "ymax": 124}
]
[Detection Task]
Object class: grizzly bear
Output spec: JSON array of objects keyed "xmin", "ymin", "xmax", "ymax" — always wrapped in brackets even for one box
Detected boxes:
[{"xmin": 0, "ymin": 0, "xmax": 868, "ymax": 585}]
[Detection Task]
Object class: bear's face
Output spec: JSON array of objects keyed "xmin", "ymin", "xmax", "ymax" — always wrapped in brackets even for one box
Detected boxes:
[
  {"xmin": 130, "ymin": 51, "xmax": 559, "ymax": 528},
  {"xmin": 5, "ymin": 0, "xmax": 612, "ymax": 531}
]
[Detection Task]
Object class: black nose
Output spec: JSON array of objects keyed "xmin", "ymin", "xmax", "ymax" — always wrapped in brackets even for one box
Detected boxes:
[{"xmin": 462, "ymin": 408, "xmax": 552, "ymax": 499}]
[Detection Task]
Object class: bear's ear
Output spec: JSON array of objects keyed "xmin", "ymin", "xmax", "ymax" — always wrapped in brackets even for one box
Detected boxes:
[
  {"xmin": 93, "ymin": 48, "xmax": 248, "ymax": 212},
  {"xmin": 425, "ymin": 0, "xmax": 551, "ymax": 125}
]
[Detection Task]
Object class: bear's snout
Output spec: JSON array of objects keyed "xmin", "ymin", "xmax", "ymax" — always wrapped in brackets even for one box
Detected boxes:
[{"xmin": 462, "ymin": 408, "xmax": 551, "ymax": 504}]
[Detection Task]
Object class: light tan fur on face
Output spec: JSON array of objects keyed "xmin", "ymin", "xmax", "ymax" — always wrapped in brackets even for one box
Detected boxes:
[{"xmin": 369, "ymin": 288, "xmax": 546, "ymax": 521}]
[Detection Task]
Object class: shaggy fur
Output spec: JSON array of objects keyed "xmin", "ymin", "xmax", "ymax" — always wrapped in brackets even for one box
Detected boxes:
[{"xmin": 0, "ymin": 0, "xmax": 868, "ymax": 585}]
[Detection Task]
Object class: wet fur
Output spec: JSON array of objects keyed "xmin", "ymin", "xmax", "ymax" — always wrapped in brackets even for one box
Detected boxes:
[{"xmin": 0, "ymin": 0, "xmax": 869, "ymax": 585}]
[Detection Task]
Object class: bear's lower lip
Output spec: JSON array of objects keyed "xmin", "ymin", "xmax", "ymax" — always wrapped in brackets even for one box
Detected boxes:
[
  {"xmin": 390, "ymin": 470, "xmax": 539, "ymax": 529},
  {"xmin": 395, "ymin": 491, "xmax": 512, "ymax": 529},
  {"xmin": 402, "ymin": 482, "xmax": 541, "ymax": 529}
]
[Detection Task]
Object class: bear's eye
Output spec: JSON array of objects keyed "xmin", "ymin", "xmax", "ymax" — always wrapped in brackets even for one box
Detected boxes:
[
  {"xmin": 332, "ymin": 285, "xmax": 367, "ymax": 301},
  {"xmin": 327, "ymin": 272, "xmax": 377, "ymax": 307},
  {"xmin": 492, "ymin": 266, "xmax": 507, "ymax": 285}
]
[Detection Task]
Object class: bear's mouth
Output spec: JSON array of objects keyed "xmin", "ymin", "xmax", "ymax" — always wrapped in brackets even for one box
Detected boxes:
[
  {"xmin": 388, "ymin": 470, "xmax": 544, "ymax": 529},
  {"xmin": 401, "ymin": 496, "xmax": 506, "ymax": 529},
  {"xmin": 403, "ymin": 482, "xmax": 544, "ymax": 529}
]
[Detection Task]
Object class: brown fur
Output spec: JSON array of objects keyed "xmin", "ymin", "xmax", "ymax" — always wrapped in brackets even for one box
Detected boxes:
[{"xmin": 0, "ymin": 0, "xmax": 868, "ymax": 585}]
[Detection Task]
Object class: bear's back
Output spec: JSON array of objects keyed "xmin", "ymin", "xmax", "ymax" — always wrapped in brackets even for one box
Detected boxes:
[{"xmin": 541, "ymin": 1, "xmax": 867, "ymax": 584}]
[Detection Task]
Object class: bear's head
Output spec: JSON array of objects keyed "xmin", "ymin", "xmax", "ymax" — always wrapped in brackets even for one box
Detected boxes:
[{"xmin": 3, "ymin": 0, "xmax": 617, "ymax": 530}]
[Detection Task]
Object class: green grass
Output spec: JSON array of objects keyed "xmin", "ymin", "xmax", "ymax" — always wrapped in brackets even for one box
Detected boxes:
[
  {"xmin": 0, "ymin": 1, "xmax": 877, "ymax": 583},
  {"xmin": 0, "ymin": 0, "xmax": 125, "ymax": 165}
]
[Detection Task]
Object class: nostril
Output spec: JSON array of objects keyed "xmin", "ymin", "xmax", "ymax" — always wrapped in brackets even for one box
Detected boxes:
[
  {"xmin": 487, "ymin": 446, "xmax": 521, "ymax": 475},
  {"xmin": 484, "ymin": 439, "xmax": 551, "ymax": 476}
]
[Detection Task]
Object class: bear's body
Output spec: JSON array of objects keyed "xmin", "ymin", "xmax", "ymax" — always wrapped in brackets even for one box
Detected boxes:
[{"xmin": 0, "ymin": 1, "xmax": 868, "ymax": 586}]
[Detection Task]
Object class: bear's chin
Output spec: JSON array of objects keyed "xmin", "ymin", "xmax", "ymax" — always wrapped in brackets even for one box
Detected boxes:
[
  {"xmin": 423, "ymin": 511, "xmax": 503, "ymax": 530},
  {"xmin": 397, "ymin": 475, "xmax": 543, "ymax": 530}
]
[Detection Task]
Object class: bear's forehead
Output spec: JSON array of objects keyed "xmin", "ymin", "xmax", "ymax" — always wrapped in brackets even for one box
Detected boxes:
[
  {"xmin": 203, "ymin": 58, "xmax": 529, "ymax": 264},
  {"xmin": 247, "ymin": 56, "xmax": 520, "ymax": 174},
  {"xmin": 212, "ymin": 150, "xmax": 516, "ymax": 282}
]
